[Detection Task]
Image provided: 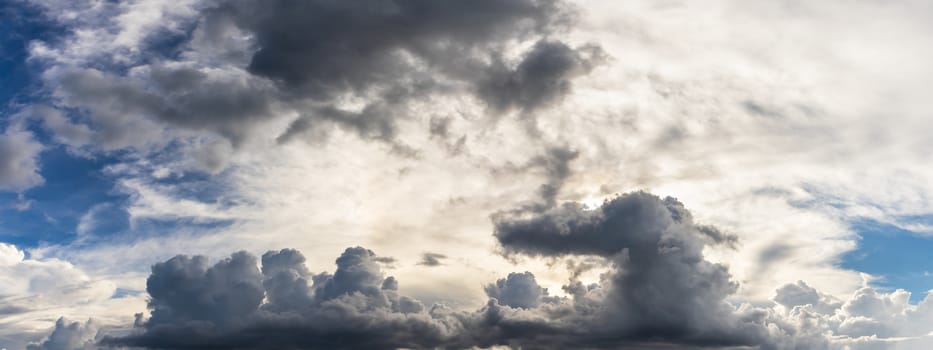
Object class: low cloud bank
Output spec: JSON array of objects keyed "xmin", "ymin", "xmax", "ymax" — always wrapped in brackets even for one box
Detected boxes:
[{"xmin": 28, "ymin": 192, "xmax": 933, "ymax": 349}]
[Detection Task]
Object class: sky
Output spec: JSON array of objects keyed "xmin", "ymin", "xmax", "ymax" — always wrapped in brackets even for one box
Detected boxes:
[{"xmin": 2, "ymin": 0, "xmax": 933, "ymax": 349}]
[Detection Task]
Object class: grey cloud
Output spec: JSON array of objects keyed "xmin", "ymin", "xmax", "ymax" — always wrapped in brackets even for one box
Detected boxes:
[
  {"xmin": 697, "ymin": 225, "xmax": 739, "ymax": 248},
  {"xmin": 428, "ymin": 116, "xmax": 453, "ymax": 139},
  {"xmin": 24, "ymin": 105, "xmax": 95, "ymax": 149},
  {"xmin": 260, "ymin": 248, "xmax": 314, "ymax": 313},
  {"xmin": 224, "ymin": 0, "xmax": 597, "ymax": 142},
  {"xmin": 97, "ymin": 193, "xmax": 809, "ymax": 349},
  {"xmin": 483, "ymin": 272, "xmax": 548, "ymax": 309},
  {"xmin": 190, "ymin": 139, "xmax": 234, "ymax": 174},
  {"xmin": 491, "ymin": 191, "xmax": 772, "ymax": 348},
  {"xmin": 144, "ymin": 251, "xmax": 264, "ymax": 328},
  {"xmin": 532, "ymin": 146, "xmax": 579, "ymax": 208},
  {"xmin": 494, "ymin": 191, "xmax": 712, "ymax": 257},
  {"xmin": 0, "ymin": 127, "xmax": 44, "ymax": 192},
  {"xmin": 276, "ymin": 103, "xmax": 405, "ymax": 144},
  {"xmin": 103, "ymin": 247, "xmax": 465, "ymax": 349},
  {"xmin": 312, "ymin": 247, "xmax": 387, "ymax": 302},
  {"xmin": 220, "ymin": 0, "xmax": 570, "ymax": 94},
  {"xmin": 774, "ymin": 280, "xmax": 842, "ymax": 315},
  {"xmin": 478, "ymin": 40, "xmax": 605, "ymax": 113},
  {"xmin": 497, "ymin": 146, "xmax": 579, "ymax": 210},
  {"xmin": 39, "ymin": 0, "xmax": 601, "ymax": 156},
  {"xmin": 27, "ymin": 318, "xmax": 98, "ymax": 350},
  {"xmin": 373, "ymin": 256, "xmax": 397, "ymax": 265},
  {"xmin": 52, "ymin": 65, "xmax": 276, "ymax": 149},
  {"xmin": 427, "ymin": 115, "xmax": 470, "ymax": 156},
  {"xmin": 85, "ymin": 240, "xmax": 932, "ymax": 350},
  {"xmin": 417, "ymin": 252, "xmax": 447, "ymax": 267}
]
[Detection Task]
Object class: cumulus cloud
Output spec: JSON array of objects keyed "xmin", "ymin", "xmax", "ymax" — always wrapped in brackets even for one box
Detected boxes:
[
  {"xmin": 44, "ymin": 242, "xmax": 933, "ymax": 349},
  {"xmin": 774, "ymin": 280, "xmax": 842, "ymax": 315},
  {"xmin": 491, "ymin": 191, "xmax": 772, "ymax": 347},
  {"xmin": 0, "ymin": 244, "xmax": 114, "ymax": 311},
  {"xmin": 0, "ymin": 243, "xmax": 134, "ymax": 349},
  {"xmin": 26, "ymin": 318, "xmax": 98, "ymax": 350},
  {"xmin": 78, "ymin": 192, "xmax": 882, "ymax": 349},
  {"xmin": 104, "ymin": 247, "xmax": 460, "ymax": 349},
  {"xmin": 483, "ymin": 272, "xmax": 549, "ymax": 309}
]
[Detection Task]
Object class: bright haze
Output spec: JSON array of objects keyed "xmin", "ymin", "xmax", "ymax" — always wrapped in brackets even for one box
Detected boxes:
[{"xmin": 3, "ymin": 0, "xmax": 933, "ymax": 349}]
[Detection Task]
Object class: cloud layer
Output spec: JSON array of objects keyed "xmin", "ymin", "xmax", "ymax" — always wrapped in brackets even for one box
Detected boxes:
[
  {"xmin": 14, "ymin": 192, "xmax": 933, "ymax": 349},
  {"xmin": 22, "ymin": 192, "xmax": 917, "ymax": 349}
]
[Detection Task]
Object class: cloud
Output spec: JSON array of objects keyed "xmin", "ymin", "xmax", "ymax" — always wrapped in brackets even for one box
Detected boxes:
[
  {"xmin": 223, "ymin": 0, "xmax": 570, "ymax": 93},
  {"xmin": 497, "ymin": 146, "xmax": 579, "ymax": 210},
  {"xmin": 491, "ymin": 191, "xmax": 774, "ymax": 347},
  {"xmin": 103, "ymin": 247, "xmax": 461, "ymax": 349},
  {"xmin": 0, "ymin": 246, "xmax": 110, "ymax": 303},
  {"xmin": 29, "ymin": 0, "xmax": 601, "ymax": 160},
  {"xmin": 26, "ymin": 318, "xmax": 98, "ymax": 350},
  {"xmin": 43, "ymin": 242, "xmax": 933, "ymax": 349},
  {"xmin": 0, "ymin": 126, "xmax": 43, "ymax": 192},
  {"xmin": 83, "ymin": 192, "xmax": 841, "ymax": 349},
  {"xmin": 0, "ymin": 243, "xmax": 135, "ymax": 349},
  {"xmin": 483, "ymin": 272, "xmax": 549, "ymax": 309},
  {"xmin": 24, "ymin": 106, "xmax": 95, "ymax": 150},
  {"xmin": 766, "ymin": 282, "xmax": 933, "ymax": 349},
  {"xmin": 417, "ymin": 252, "xmax": 446, "ymax": 267},
  {"xmin": 478, "ymin": 40, "xmax": 605, "ymax": 114},
  {"xmin": 774, "ymin": 280, "xmax": 842, "ymax": 315}
]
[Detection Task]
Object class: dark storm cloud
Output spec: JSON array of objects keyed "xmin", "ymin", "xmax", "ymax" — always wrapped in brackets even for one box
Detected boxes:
[
  {"xmin": 217, "ymin": 0, "xmax": 571, "ymax": 94},
  {"xmin": 99, "ymin": 243, "xmax": 573, "ymax": 349},
  {"xmin": 490, "ymin": 191, "xmax": 776, "ymax": 348},
  {"xmin": 417, "ymin": 252, "xmax": 447, "ymax": 266},
  {"xmin": 102, "ymin": 247, "xmax": 464, "ymax": 349},
  {"xmin": 90, "ymin": 192, "xmax": 827, "ymax": 349},
  {"xmin": 41, "ymin": 0, "xmax": 603, "ymax": 155}
]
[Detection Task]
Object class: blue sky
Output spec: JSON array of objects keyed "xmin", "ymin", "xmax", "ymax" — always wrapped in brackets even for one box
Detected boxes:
[
  {"xmin": 843, "ymin": 220, "xmax": 933, "ymax": 303},
  {"xmin": 4, "ymin": 1, "xmax": 933, "ymax": 349}
]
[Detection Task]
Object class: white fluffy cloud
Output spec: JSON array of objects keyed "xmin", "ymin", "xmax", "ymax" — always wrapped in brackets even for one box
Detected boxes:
[{"xmin": 0, "ymin": 243, "xmax": 142, "ymax": 349}]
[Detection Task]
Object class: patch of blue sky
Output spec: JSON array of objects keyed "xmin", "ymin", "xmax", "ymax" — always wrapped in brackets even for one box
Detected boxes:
[
  {"xmin": 842, "ymin": 219, "xmax": 933, "ymax": 303},
  {"xmin": 0, "ymin": 3, "xmax": 238, "ymax": 249},
  {"xmin": 0, "ymin": 139, "xmax": 247, "ymax": 246},
  {"xmin": 0, "ymin": 147, "xmax": 129, "ymax": 246},
  {"xmin": 769, "ymin": 184, "xmax": 933, "ymax": 303},
  {"xmin": 0, "ymin": 1, "xmax": 66, "ymax": 106},
  {"xmin": 1, "ymin": 144, "xmax": 241, "ymax": 249},
  {"xmin": 111, "ymin": 287, "xmax": 144, "ymax": 299}
]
